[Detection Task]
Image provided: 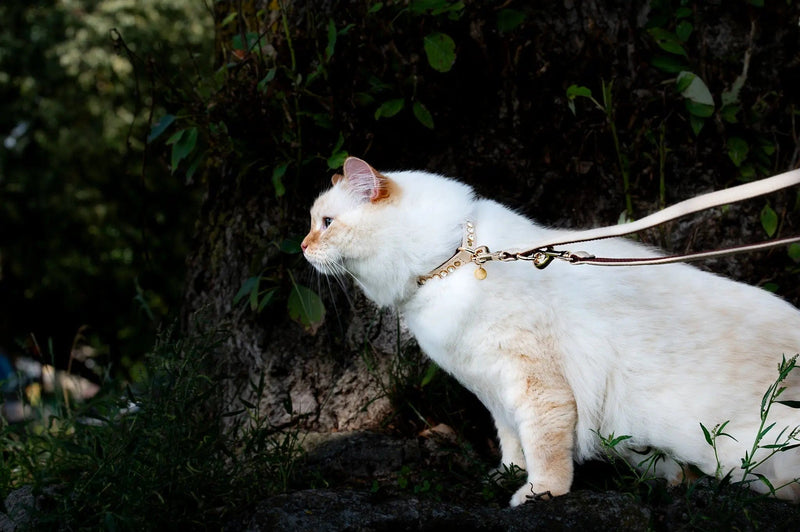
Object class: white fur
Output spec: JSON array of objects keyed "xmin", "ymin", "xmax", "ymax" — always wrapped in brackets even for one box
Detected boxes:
[{"xmin": 303, "ymin": 165, "xmax": 800, "ymax": 506}]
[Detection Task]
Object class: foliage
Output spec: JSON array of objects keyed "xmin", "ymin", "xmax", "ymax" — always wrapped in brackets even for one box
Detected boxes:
[
  {"xmin": 0, "ymin": 0, "xmax": 212, "ymax": 372},
  {"xmin": 700, "ymin": 354, "xmax": 800, "ymax": 497},
  {"xmin": 593, "ymin": 430, "xmax": 671, "ymax": 501},
  {"xmin": 0, "ymin": 327, "xmax": 305, "ymax": 529}
]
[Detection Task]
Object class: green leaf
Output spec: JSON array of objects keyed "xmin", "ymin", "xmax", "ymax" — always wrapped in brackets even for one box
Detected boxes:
[
  {"xmin": 420, "ymin": 362, "xmax": 439, "ymax": 387},
  {"xmin": 148, "ymin": 114, "xmax": 175, "ymax": 142},
  {"xmin": 232, "ymin": 32, "xmax": 261, "ymax": 52},
  {"xmin": 689, "ymin": 115, "xmax": 705, "ymax": 136},
  {"xmin": 374, "ymin": 98, "xmax": 405, "ymax": 120},
  {"xmin": 257, "ymin": 288, "xmax": 277, "ymax": 312},
  {"xmin": 675, "ymin": 7, "xmax": 692, "ymax": 18},
  {"xmin": 675, "ymin": 20, "xmax": 693, "ymax": 42},
  {"xmin": 279, "ymin": 237, "xmax": 303, "ymax": 254},
  {"xmin": 727, "ymin": 136, "xmax": 749, "ymax": 167},
  {"xmin": 368, "ymin": 2, "xmax": 383, "ymax": 14},
  {"xmin": 220, "ymin": 12, "xmax": 238, "ymax": 27},
  {"xmin": 412, "ymin": 101, "xmax": 435, "ymax": 129},
  {"xmin": 608, "ymin": 434, "xmax": 633, "ymax": 447},
  {"xmin": 497, "ymin": 9, "xmax": 526, "ymax": 33},
  {"xmin": 700, "ymin": 423, "xmax": 713, "ymax": 446},
  {"xmin": 325, "ymin": 18, "xmax": 337, "ymax": 60},
  {"xmin": 169, "ymin": 127, "xmax": 198, "ymax": 173},
  {"xmin": 327, "ymin": 150, "xmax": 348, "ymax": 169},
  {"xmin": 423, "ymin": 32, "xmax": 456, "ymax": 72},
  {"xmin": 685, "ymin": 101, "xmax": 714, "ymax": 118},
  {"xmin": 720, "ymin": 104, "xmax": 741, "ymax": 124},
  {"xmin": 234, "ymin": 276, "xmax": 260, "ymax": 305},
  {"xmin": 272, "ymin": 163, "xmax": 288, "ymax": 197},
  {"xmin": 648, "ymin": 28, "xmax": 687, "ymax": 56},
  {"xmin": 677, "ymin": 71, "xmax": 714, "ymax": 106},
  {"xmin": 675, "ymin": 71, "xmax": 695, "ymax": 93},
  {"xmin": 566, "ymin": 84, "xmax": 593, "ymax": 100},
  {"xmin": 760, "ymin": 204, "xmax": 778, "ymax": 237},
  {"xmin": 327, "ymin": 133, "xmax": 348, "ymax": 169},
  {"xmin": 288, "ymin": 283, "xmax": 326, "ymax": 333},
  {"xmin": 257, "ymin": 68, "xmax": 276, "ymax": 93},
  {"xmin": 776, "ymin": 399, "xmax": 800, "ymax": 409},
  {"xmin": 788, "ymin": 243, "xmax": 800, "ymax": 262},
  {"xmin": 651, "ymin": 54, "xmax": 687, "ymax": 73}
]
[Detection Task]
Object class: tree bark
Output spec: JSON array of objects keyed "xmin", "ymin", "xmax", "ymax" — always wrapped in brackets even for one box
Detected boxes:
[{"xmin": 183, "ymin": 0, "xmax": 800, "ymax": 432}]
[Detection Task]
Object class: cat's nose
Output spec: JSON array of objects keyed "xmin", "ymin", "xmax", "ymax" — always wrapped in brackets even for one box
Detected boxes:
[{"xmin": 300, "ymin": 239, "xmax": 309, "ymax": 251}]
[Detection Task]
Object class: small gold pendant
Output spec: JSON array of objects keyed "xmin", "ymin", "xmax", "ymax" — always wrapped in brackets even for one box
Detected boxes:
[{"xmin": 474, "ymin": 266, "xmax": 487, "ymax": 280}]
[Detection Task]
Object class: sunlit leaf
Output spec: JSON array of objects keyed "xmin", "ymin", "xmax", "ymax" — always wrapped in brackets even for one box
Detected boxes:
[{"xmin": 677, "ymin": 71, "xmax": 714, "ymax": 106}]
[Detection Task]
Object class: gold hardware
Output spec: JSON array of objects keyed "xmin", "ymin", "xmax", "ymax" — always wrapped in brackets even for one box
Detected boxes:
[
  {"xmin": 474, "ymin": 266, "xmax": 487, "ymax": 280},
  {"xmin": 532, "ymin": 251, "xmax": 554, "ymax": 270}
]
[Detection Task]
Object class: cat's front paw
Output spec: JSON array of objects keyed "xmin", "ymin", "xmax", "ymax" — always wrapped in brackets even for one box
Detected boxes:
[{"xmin": 509, "ymin": 484, "xmax": 557, "ymax": 507}]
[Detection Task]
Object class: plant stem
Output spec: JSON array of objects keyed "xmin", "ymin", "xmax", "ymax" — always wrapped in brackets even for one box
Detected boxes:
[{"xmin": 601, "ymin": 80, "xmax": 633, "ymax": 219}]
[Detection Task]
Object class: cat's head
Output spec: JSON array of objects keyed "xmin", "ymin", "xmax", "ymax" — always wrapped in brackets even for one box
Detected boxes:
[{"xmin": 302, "ymin": 157, "xmax": 474, "ymax": 306}]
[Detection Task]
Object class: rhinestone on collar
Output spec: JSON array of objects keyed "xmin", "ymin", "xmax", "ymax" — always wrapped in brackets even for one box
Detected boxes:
[{"xmin": 417, "ymin": 221, "xmax": 487, "ymax": 285}]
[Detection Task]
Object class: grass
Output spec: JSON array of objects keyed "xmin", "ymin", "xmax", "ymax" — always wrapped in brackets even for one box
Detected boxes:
[
  {"xmin": 0, "ymin": 325, "xmax": 306, "ymax": 530},
  {"xmin": 3, "ymin": 318, "xmax": 799, "ymax": 530}
]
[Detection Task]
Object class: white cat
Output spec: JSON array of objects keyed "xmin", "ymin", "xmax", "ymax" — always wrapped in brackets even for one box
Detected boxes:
[{"xmin": 301, "ymin": 156, "xmax": 800, "ymax": 506}]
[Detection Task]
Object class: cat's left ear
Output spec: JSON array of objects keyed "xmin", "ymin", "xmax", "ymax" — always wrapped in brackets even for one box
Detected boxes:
[{"xmin": 342, "ymin": 157, "xmax": 391, "ymax": 203}]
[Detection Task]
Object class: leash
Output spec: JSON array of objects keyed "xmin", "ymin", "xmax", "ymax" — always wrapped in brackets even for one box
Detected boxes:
[{"xmin": 418, "ymin": 168, "xmax": 800, "ymax": 284}]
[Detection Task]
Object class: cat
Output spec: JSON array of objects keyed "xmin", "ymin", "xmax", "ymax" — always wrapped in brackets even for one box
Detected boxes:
[{"xmin": 301, "ymin": 156, "xmax": 800, "ymax": 506}]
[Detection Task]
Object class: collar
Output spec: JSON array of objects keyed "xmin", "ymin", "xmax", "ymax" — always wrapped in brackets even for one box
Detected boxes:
[{"xmin": 417, "ymin": 221, "xmax": 486, "ymax": 285}]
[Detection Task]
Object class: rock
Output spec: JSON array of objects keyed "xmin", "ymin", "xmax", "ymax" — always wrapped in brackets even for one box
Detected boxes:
[{"xmin": 228, "ymin": 488, "xmax": 651, "ymax": 531}]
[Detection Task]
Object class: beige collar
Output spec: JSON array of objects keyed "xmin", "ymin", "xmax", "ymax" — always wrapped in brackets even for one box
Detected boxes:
[{"xmin": 417, "ymin": 221, "xmax": 487, "ymax": 285}]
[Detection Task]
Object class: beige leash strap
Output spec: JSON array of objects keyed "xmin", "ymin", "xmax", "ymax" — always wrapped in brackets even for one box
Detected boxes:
[{"xmin": 520, "ymin": 168, "xmax": 800, "ymax": 267}]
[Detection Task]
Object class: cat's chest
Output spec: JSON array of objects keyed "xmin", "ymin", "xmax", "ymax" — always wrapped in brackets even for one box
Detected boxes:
[{"xmin": 402, "ymin": 280, "xmax": 484, "ymax": 371}]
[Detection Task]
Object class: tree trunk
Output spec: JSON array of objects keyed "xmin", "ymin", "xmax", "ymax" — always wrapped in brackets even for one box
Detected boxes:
[{"xmin": 183, "ymin": 0, "xmax": 800, "ymax": 432}]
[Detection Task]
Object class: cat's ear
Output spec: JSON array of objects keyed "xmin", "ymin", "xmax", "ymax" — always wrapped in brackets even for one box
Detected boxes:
[
  {"xmin": 331, "ymin": 173, "xmax": 344, "ymax": 185},
  {"xmin": 342, "ymin": 157, "xmax": 391, "ymax": 203}
]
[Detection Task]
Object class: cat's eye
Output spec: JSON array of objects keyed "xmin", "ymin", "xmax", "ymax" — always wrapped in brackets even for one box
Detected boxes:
[{"xmin": 322, "ymin": 216, "xmax": 333, "ymax": 229}]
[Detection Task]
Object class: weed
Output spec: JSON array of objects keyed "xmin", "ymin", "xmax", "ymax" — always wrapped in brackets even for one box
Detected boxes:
[
  {"xmin": 0, "ymin": 326, "xmax": 307, "ymax": 529},
  {"xmin": 700, "ymin": 354, "xmax": 800, "ymax": 498},
  {"xmin": 593, "ymin": 430, "xmax": 671, "ymax": 501},
  {"xmin": 567, "ymin": 81, "xmax": 633, "ymax": 221},
  {"xmin": 482, "ymin": 463, "xmax": 527, "ymax": 502}
]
